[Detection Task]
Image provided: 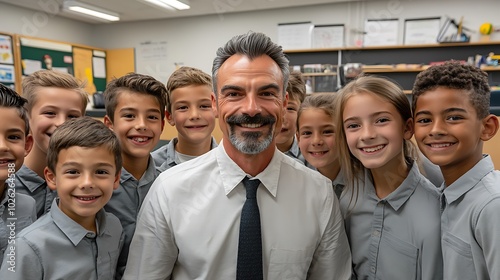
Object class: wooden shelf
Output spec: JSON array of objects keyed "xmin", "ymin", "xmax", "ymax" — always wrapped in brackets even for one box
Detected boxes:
[
  {"xmin": 302, "ymin": 72, "xmax": 337, "ymax": 76},
  {"xmin": 284, "ymin": 41, "xmax": 500, "ymax": 53}
]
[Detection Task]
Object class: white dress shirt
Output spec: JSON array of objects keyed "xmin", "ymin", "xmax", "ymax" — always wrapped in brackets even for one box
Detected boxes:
[{"xmin": 124, "ymin": 141, "xmax": 351, "ymax": 280}]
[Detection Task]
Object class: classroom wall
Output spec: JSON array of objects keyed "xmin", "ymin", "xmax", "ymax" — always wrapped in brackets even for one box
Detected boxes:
[
  {"xmin": 0, "ymin": 2, "xmax": 94, "ymax": 46},
  {"xmin": 2, "ymin": 0, "xmax": 498, "ymax": 77},
  {"xmin": 89, "ymin": 0, "xmax": 500, "ymax": 77}
]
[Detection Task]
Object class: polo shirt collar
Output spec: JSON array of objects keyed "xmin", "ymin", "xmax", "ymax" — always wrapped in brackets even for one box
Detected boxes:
[
  {"xmin": 51, "ymin": 199, "xmax": 109, "ymax": 246},
  {"xmin": 443, "ymin": 155, "xmax": 493, "ymax": 205}
]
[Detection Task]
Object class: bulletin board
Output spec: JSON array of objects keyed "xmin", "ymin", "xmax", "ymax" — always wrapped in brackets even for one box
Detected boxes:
[
  {"xmin": 18, "ymin": 36, "xmax": 107, "ymax": 94},
  {"xmin": 0, "ymin": 33, "xmax": 16, "ymax": 90}
]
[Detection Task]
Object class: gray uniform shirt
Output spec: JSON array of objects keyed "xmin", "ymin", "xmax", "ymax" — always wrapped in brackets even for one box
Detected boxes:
[
  {"xmin": 151, "ymin": 137, "xmax": 218, "ymax": 173},
  {"xmin": 103, "ymin": 156, "xmax": 157, "ymax": 278},
  {"xmin": 13, "ymin": 165, "xmax": 55, "ymax": 218},
  {"xmin": 441, "ymin": 155, "xmax": 500, "ymax": 280},
  {"xmin": 340, "ymin": 162, "xmax": 443, "ymax": 280},
  {"xmin": 0, "ymin": 199, "xmax": 123, "ymax": 280},
  {"xmin": 0, "ymin": 186, "xmax": 36, "ymax": 262}
]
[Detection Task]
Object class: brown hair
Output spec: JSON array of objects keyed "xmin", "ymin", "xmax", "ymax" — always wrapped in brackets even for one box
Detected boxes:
[
  {"xmin": 297, "ymin": 92, "xmax": 336, "ymax": 129},
  {"xmin": 47, "ymin": 116, "xmax": 122, "ymax": 175},
  {"xmin": 0, "ymin": 83, "xmax": 30, "ymax": 135},
  {"xmin": 412, "ymin": 60, "xmax": 490, "ymax": 119},
  {"xmin": 287, "ymin": 71, "xmax": 306, "ymax": 103},
  {"xmin": 22, "ymin": 69, "xmax": 88, "ymax": 114},
  {"xmin": 104, "ymin": 73, "xmax": 167, "ymax": 122},
  {"xmin": 166, "ymin": 66, "xmax": 212, "ymax": 114}
]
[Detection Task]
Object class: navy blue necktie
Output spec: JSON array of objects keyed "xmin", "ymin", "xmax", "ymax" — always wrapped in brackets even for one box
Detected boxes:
[{"xmin": 236, "ymin": 177, "xmax": 263, "ymax": 280}]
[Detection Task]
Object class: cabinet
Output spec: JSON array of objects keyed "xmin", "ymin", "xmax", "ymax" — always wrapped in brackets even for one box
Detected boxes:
[{"xmin": 285, "ymin": 42, "xmax": 500, "ymax": 92}]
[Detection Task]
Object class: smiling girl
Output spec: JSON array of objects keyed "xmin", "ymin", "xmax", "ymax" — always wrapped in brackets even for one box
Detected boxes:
[{"xmin": 334, "ymin": 76, "xmax": 442, "ymax": 280}]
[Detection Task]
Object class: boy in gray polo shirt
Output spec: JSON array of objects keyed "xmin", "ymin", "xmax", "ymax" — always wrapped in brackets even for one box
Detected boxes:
[
  {"xmin": 0, "ymin": 117, "xmax": 123, "ymax": 279},
  {"xmin": 102, "ymin": 73, "xmax": 167, "ymax": 278},
  {"xmin": 0, "ymin": 84, "xmax": 36, "ymax": 264},
  {"xmin": 151, "ymin": 66, "xmax": 217, "ymax": 173},
  {"xmin": 413, "ymin": 61, "xmax": 500, "ymax": 279}
]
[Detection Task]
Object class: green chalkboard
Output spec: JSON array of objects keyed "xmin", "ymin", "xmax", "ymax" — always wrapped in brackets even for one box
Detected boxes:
[{"xmin": 20, "ymin": 45, "xmax": 73, "ymax": 75}]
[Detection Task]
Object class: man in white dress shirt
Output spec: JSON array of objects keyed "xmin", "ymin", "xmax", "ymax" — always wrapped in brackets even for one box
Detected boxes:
[{"xmin": 123, "ymin": 31, "xmax": 351, "ymax": 280}]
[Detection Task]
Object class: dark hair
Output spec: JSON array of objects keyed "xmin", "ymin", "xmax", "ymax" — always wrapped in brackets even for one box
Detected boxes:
[
  {"xmin": 166, "ymin": 66, "xmax": 212, "ymax": 114},
  {"xmin": 412, "ymin": 60, "xmax": 490, "ymax": 118},
  {"xmin": 0, "ymin": 83, "xmax": 30, "ymax": 135},
  {"xmin": 104, "ymin": 73, "xmax": 167, "ymax": 121},
  {"xmin": 287, "ymin": 71, "xmax": 306, "ymax": 103},
  {"xmin": 47, "ymin": 116, "xmax": 122, "ymax": 175},
  {"xmin": 212, "ymin": 31, "xmax": 290, "ymax": 98}
]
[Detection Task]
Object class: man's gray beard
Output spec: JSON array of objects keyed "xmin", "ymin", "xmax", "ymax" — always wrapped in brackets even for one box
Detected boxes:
[{"xmin": 229, "ymin": 128, "xmax": 274, "ymax": 155}]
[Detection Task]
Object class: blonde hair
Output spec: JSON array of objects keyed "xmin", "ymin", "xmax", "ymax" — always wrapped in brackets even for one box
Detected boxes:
[
  {"xmin": 334, "ymin": 76, "xmax": 417, "ymax": 208},
  {"xmin": 22, "ymin": 70, "xmax": 88, "ymax": 114},
  {"xmin": 166, "ymin": 66, "xmax": 212, "ymax": 114},
  {"xmin": 297, "ymin": 92, "xmax": 336, "ymax": 129}
]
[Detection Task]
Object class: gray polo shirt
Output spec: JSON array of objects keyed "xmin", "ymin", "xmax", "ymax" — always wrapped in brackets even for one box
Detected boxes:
[
  {"xmin": 340, "ymin": 162, "xmax": 442, "ymax": 280},
  {"xmin": 0, "ymin": 186, "xmax": 36, "ymax": 262},
  {"xmin": 441, "ymin": 155, "xmax": 500, "ymax": 280},
  {"xmin": 0, "ymin": 199, "xmax": 123, "ymax": 279},
  {"xmin": 151, "ymin": 137, "xmax": 218, "ymax": 173},
  {"xmin": 13, "ymin": 165, "xmax": 56, "ymax": 218},
  {"xmin": 103, "ymin": 155, "xmax": 158, "ymax": 279}
]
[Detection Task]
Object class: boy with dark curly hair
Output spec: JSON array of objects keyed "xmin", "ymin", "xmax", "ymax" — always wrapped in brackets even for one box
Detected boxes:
[{"xmin": 412, "ymin": 60, "xmax": 500, "ymax": 279}]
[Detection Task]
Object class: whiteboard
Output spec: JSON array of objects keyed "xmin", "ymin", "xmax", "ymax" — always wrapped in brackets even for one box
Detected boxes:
[
  {"xmin": 135, "ymin": 40, "xmax": 169, "ymax": 83},
  {"xmin": 278, "ymin": 22, "xmax": 313, "ymax": 50},
  {"xmin": 364, "ymin": 19, "xmax": 399, "ymax": 46},
  {"xmin": 404, "ymin": 17, "xmax": 441, "ymax": 45},
  {"xmin": 312, "ymin": 24, "xmax": 344, "ymax": 48}
]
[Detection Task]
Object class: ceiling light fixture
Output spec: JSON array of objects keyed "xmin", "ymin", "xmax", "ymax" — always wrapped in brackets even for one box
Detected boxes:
[
  {"xmin": 141, "ymin": 0, "xmax": 190, "ymax": 11},
  {"xmin": 63, "ymin": 0, "xmax": 120, "ymax": 22}
]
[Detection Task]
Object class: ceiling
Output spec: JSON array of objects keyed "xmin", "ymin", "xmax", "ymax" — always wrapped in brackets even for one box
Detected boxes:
[{"xmin": 1, "ymin": 0, "xmax": 355, "ymax": 24}]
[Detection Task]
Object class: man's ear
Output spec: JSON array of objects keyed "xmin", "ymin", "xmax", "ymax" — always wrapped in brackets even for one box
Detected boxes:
[
  {"xmin": 103, "ymin": 115, "xmax": 114, "ymax": 131},
  {"xmin": 211, "ymin": 93, "xmax": 218, "ymax": 117},
  {"xmin": 480, "ymin": 114, "xmax": 499, "ymax": 141},
  {"xmin": 44, "ymin": 167, "xmax": 57, "ymax": 191},
  {"xmin": 24, "ymin": 134, "xmax": 34, "ymax": 157}
]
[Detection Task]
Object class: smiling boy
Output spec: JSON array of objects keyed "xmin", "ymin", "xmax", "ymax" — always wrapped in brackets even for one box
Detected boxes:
[
  {"xmin": 14, "ymin": 70, "xmax": 88, "ymax": 218},
  {"xmin": 102, "ymin": 72, "xmax": 166, "ymax": 278},
  {"xmin": 0, "ymin": 84, "xmax": 36, "ymax": 264},
  {"xmin": 152, "ymin": 66, "xmax": 217, "ymax": 172},
  {"xmin": 0, "ymin": 116, "xmax": 123, "ymax": 279},
  {"xmin": 413, "ymin": 61, "xmax": 500, "ymax": 279}
]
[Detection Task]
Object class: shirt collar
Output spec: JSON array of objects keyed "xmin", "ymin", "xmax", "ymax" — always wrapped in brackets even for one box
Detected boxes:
[
  {"xmin": 216, "ymin": 141, "xmax": 281, "ymax": 197},
  {"xmin": 51, "ymin": 199, "xmax": 110, "ymax": 246},
  {"xmin": 443, "ymin": 155, "xmax": 493, "ymax": 204},
  {"xmin": 16, "ymin": 165, "xmax": 46, "ymax": 192},
  {"xmin": 364, "ymin": 161, "xmax": 420, "ymax": 211},
  {"xmin": 120, "ymin": 155, "xmax": 157, "ymax": 185}
]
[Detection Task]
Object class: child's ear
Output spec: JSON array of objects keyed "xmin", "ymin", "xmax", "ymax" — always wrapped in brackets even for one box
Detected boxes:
[
  {"xmin": 166, "ymin": 111, "xmax": 175, "ymax": 126},
  {"xmin": 113, "ymin": 170, "xmax": 121, "ymax": 190},
  {"xmin": 480, "ymin": 114, "xmax": 499, "ymax": 141},
  {"xmin": 44, "ymin": 167, "xmax": 57, "ymax": 191},
  {"xmin": 24, "ymin": 134, "xmax": 34, "ymax": 157},
  {"xmin": 103, "ymin": 115, "xmax": 114, "ymax": 131},
  {"xmin": 403, "ymin": 118, "xmax": 414, "ymax": 140}
]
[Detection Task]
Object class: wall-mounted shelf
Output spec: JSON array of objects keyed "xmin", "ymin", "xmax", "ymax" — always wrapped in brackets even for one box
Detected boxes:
[{"xmin": 285, "ymin": 41, "xmax": 500, "ymax": 91}]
